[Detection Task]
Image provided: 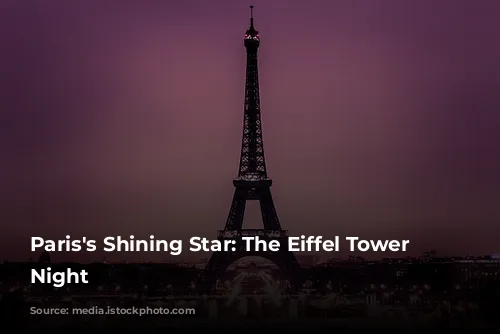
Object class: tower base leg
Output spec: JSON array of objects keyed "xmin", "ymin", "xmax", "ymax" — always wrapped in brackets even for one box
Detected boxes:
[{"xmin": 199, "ymin": 248, "xmax": 303, "ymax": 293}]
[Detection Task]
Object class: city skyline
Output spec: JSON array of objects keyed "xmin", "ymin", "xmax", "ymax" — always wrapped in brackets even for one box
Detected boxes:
[{"xmin": 1, "ymin": 0, "xmax": 500, "ymax": 262}]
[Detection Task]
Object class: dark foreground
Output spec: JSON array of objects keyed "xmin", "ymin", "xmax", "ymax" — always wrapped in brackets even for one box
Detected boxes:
[{"xmin": 13, "ymin": 318, "xmax": 499, "ymax": 332}]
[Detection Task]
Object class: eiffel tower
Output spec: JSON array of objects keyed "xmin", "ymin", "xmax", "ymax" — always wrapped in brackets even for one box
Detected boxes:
[{"xmin": 200, "ymin": 6, "xmax": 302, "ymax": 292}]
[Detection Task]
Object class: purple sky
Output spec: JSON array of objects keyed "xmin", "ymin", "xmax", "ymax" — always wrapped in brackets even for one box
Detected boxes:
[{"xmin": 1, "ymin": 0, "xmax": 499, "ymax": 262}]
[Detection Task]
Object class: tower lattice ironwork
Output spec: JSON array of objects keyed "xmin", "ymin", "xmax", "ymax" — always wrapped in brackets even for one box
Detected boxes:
[{"xmin": 200, "ymin": 6, "xmax": 302, "ymax": 292}]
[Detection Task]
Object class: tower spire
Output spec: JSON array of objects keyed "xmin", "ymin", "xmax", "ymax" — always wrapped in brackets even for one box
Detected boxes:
[
  {"xmin": 250, "ymin": 5, "xmax": 254, "ymax": 28},
  {"xmin": 246, "ymin": 5, "xmax": 258, "ymax": 37}
]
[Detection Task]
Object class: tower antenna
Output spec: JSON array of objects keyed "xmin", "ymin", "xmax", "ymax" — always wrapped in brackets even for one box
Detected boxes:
[{"xmin": 250, "ymin": 5, "xmax": 254, "ymax": 27}]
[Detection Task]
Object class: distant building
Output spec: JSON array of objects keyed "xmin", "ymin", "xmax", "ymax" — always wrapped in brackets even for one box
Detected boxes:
[{"xmin": 38, "ymin": 251, "xmax": 51, "ymax": 264}]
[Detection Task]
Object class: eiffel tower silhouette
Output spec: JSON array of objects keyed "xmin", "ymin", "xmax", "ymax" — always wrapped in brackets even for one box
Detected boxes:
[{"xmin": 199, "ymin": 6, "xmax": 302, "ymax": 292}]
